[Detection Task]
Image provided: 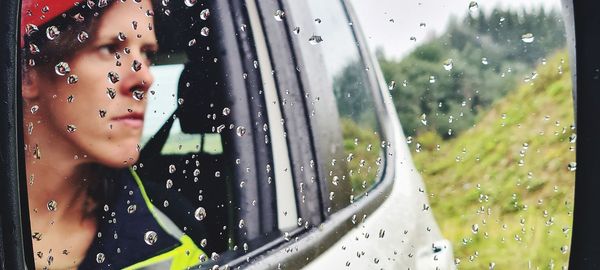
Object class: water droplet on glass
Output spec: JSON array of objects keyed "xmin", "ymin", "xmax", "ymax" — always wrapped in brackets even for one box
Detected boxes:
[
  {"xmin": 314, "ymin": 18, "xmax": 322, "ymax": 24},
  {"xmin": 429, "ymin": 76, "xmax": 436, "ymax": 84},
  {"xmin": 240, "ymin": 24, "xmax": 247, "ymax": 32},
  {"xmin": 308, "ymin": 35, "xmax": 323, "ymax": 45},
  {"xmin": 46, "ymin": 25, "xmax": 60, "ymax": 40},
  {"xmin": 409, "ymin": 36, "xmax": 416, "ymax": 42},
  {"xmin": 222, "ymin": 107, "xmax": 231, "ymax": 116},
  {"xmin": 567, "ymin": 162, "xmax": 576, "ymax": 172},
  {"xmin": 30, "ymin": 105, "xmax": 39, "ymax": 114},
  {"xmin": 54, "ymin": 62, "xmax": 70, "ymax": 76},
  {"xmin": 117, "ymin": 32, "xmax": 126, "ymax": 41},
  {"xmin": 481, "ymin": 57, "xmax": 488, "ymax": 65},
  {"xmin": 471, "ymin": 224, "xmax": 479, "ymax": 234},
  {"xmin": 184, "ymin": 0, "xmax": 197, "ymax": 7},
  {"xmin": 77, "ymin": 31, "xmax": 89, "ymax": 43},
  {"xmin": 560, "ymin": 245, "xmax": 569, "ymax": 254},
  {"xmin": 25, "ymin": 23, "xmax": 39, "ymax": 36},
  {"xmin": 144, "ymin": 231, "xmax": 157, "ymax": 245},
  {"xmin": 388, "ymin": 80, "xmax": 396, "ymax": 90},
  {"xmin": 200, "ymin": 9, "xmax": 210, "ymax": 20},
  {"xmin": 195, "ymin": 207, "xmax": 207, "ymax": 221},
  {"xmin": 236, "ymin": 126, "xmax": 247, "ymax": 136},
  {"xmin": 106, "ymin": 88, "xmax": 117, "ymax": 99},
  {"xmin": 166, "ymin": 179, "xmax": 173, "ymax": 189},
  {"xmin": 29, "ymin": 43, "xmax": 40, "ymax": 54},
  {"xmin": 99, "ymin": 109, "xmax": 107, "ymax": 118},
  {"xmin": 274, "ymin": 10, "xmax": 285, "ymax": 21},
  {"xmin": 131, "ymin": 60, "xmax": 142, "ymax": 72},
  {"xmin": 188, "ymin": 39, "xmax": 197, "ymax": 47},
  {"xmin": 67, "ymin": 75, "xmax": 78, "ymax": 85},
  {"xmin": 468, "ymin": 1, "xmax": 479, "ymax": 13},
  {"xmin": 66, "ymin": 124, "xmax": 77, "ymax": 133},
  {"xmin": 107, "ymin": 71, "xmax": 120, "ymax": 84},
  {"xmin": 132, "ymin": 89, "xmax": 145, "ymax": 101},
  {"xmin": 200, "ymin": 27, "xmax": 210, "ymax": 37},
  {"xmin": 32, "ymin": 232, "xmax": 43, "ymax": 241},
  {"xmin": 47, "ymin": 200, "xmax": 57, "ymax": 211},
  {"xmin": 293, "ymin": 26, "xmax": 300, "ymax": 35},
  {"xmin": 168, "ymin": 164, "xmax": 176, "ymax": 174},
  {"xmin": 127, "ymin": 204, "xmax": 137, "ymax": 214},
  {"xmin": 443, "ymin": 59, "xmax": 453, "ymax": 71},
  {"xmin": 521, "ymin": 33, "xmax": 534, "ymax": 43},
  {"xmin": 569, "ymin": 134, "xmax": 577, "ymax": 143},
  {"xmin": 96, "ymin": 253, "xmax": 105, "ymax": 263}
]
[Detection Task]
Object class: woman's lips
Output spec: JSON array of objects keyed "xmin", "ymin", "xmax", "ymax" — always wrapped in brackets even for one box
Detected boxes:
[{"xmin": 112, "ymin": 113, "xmax": 144, "ymax": 128}]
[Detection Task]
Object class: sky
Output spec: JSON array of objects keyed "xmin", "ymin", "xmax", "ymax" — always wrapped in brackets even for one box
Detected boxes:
[{"xmin": 349, "ymin": 0, "xmax": 562, "ymax": 60}]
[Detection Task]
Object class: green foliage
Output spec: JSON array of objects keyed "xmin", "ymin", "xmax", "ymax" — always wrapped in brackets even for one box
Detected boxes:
[
  {"xmin": 414, "ymin": 52, "xmax": 574, "ymax": 269},
  {"xmin": 380, "ymin": 7, "xmax": 566, "ymax": 139},
  {"xmin": 340, "ymin": 118, "xmax": 382, "ymax": 196}
]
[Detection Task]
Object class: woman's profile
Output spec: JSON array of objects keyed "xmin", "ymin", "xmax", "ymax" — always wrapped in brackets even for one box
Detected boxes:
[{"xmin": 21, "ymin": 0, "xmax": 205, "ymax": 268}]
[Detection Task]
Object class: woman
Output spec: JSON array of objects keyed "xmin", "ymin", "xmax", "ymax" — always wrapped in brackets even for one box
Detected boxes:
[{"xmin": 21, "ymin": 0, "xmax": 205, "ymax": 269}]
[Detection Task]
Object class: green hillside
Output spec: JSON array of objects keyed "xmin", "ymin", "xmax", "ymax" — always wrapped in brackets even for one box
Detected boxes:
[{"xmin": 413, "ymin": 51, "xmax": 575, "ymax": 269}]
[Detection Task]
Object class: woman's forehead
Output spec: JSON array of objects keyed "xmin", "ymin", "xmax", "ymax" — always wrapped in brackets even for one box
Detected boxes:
[{"xmin": 95, "ymin": 0, "xmax": 157, "ymax": 43}]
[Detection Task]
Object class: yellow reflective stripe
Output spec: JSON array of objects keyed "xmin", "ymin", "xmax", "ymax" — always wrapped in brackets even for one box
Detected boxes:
[
  {"xmin": 126, "ymin": 168, "xmax": 206, "ymax": 269},
  {"xmin": 122, "ymin": 235, "xmax": 204, "ymax": 270}
]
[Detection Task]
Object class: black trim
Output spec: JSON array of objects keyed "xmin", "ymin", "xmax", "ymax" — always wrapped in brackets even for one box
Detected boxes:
[
  {"xmin": 568, "ymin": 0, "xmax": 600, "ymax": 268},
  {"xmin": 0, "ymin": 0, "xmax": 34, "ymax": 269}
]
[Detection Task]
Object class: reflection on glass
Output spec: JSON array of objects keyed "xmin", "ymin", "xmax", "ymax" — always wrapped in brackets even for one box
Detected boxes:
[{"xmin": 305, "ymin": 0, "xmax": 384, "ymax": 197}]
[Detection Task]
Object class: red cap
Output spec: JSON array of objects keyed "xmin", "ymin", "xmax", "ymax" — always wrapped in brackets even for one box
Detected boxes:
[{"xmin": 20, "ymin": 0, "xmax": 83, "ymax": 48}]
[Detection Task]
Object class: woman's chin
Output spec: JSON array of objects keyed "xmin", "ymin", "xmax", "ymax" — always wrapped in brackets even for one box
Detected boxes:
[{"xmin": 96, "ymin": 146, "xmax": 141, "ymax": 168}]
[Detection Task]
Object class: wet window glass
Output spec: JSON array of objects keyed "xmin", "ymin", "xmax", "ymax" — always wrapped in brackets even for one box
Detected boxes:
[
  {"xmin": 304, "ymin": 0, "xmax": 385, "ymax": 198},
  {"xmin": 351, "ymin": 0, "xmax": 574, "ymax": 268}
]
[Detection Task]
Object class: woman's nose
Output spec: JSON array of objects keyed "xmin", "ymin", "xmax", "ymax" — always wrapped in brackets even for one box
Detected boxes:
[{"xmin": 117, "ymin": 55, "xmax": 154, "ymax": 97}]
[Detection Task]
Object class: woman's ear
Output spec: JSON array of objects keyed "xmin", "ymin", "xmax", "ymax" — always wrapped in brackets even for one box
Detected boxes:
[{"xmin": 22, "ymin": 69, "xmax": 40, "ymax": 100}]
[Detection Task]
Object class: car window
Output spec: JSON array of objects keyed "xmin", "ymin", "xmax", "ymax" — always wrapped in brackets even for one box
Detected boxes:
[
  {"xmin": 303, "ymin": 0, "xmax": 385, "ymax": 200},
  {"xmin": 351, "ymin": 0, "xmax": 574, "ymax": 268}
]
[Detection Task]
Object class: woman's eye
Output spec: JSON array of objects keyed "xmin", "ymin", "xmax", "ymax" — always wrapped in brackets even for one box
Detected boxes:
[{"xmin": 98, "ymin": 44, "xmax": 118, "ymax": 56}]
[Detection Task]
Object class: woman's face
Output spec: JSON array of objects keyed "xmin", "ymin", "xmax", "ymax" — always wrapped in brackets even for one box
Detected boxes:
[{"xmin": 28, "ymin": 0, "xmax": 158, "ymax": 168}]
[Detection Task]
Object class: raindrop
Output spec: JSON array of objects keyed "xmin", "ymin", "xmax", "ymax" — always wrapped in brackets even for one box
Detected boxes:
[
  {"xmin": 308, "ymin": 35, "xmax": 323, "ymax": 45},
  {"xmin": 388, "ymin": 80, "xmax": 396, "ymax": 90},
  {"xmin": 67, "ymin": 75, "xmax": 78, "ymax": 85},
  {"xmin": 293, "ymin": 26, "xmax": 300, "ymax": 35},
  {"xmin": 195, "ymin": 207, "xmax": 207, "ymax": 221},
  {"xmin": 107, "ymin": 71, "xmax": 120, "ymax": 84},
  {"xmin": 32, "ymin": 232, "xmax": 43, "ymax": 241},
  {"xmin": 117, "ymin": 32, "xmax": 127, "ymax": 41},
  {"xmin": 429, "ymin": 76, "xmax": 436, "ymax": 83},
  {"xmin": 200, "ymin": 9, "xmax": 210, "ymax": 20},
  {"xmin": 168, "ymin": 164, "xmax": 176, "ymax": 174},
  {"xmin": 471, "ymin": 224, "xmax": 479, "ymax": 234},
  {"xmin": 106, "ymin": 88, "xmax": 117, "ymax": 99},
  {"xmin": 409, "ymin": 36, "xmax": 416, "ymax": 42},
  {"xmin": 132, "ymin": 21, "xmax": 138, "ymax": 30},
  {"xmin": 560, "ymin": 245, "xmax": 569, "ymax": 254},
  {"xmin": 193, "ymin": 169, "xmax": 200, "ymax": 176},
  {"xmin": 521, "ymin": 33, "xmax": 535, "ymax": 43},
  {"xmin": 329, "ymin": 192, "xmax": 335, "ymax": 200},
  {"xmin": 47, "ymin": 200, "xmax": 57, "ymax": 211},
  {"xmin": 222, "ymin": 107, "xmax": 231, "ymax": 116},
  {"xmin": 132, "ymin": 89, "xmax": 145, "ymax": 101},
  {"xmin": 96, "ymin": 253, "xmax": 105, "ymax": 263},
  {"xmin": 30, "ymin": 105, "xmax": 39, "ymax": 114},
  {"xmin": 127, "ymin": 204, "xmax": 137, "ymax": 214},
  {"xmin": 569, "ymin": 134, "xmax": 577, "ymax": 143},
  {"xmin": 166, "ymin": 179, "xmax": 173, "ymax": 189},
  {"xmin": 54, "ymin": 62, "xmax": 70, "ymax": 76},
  {"xmin": 188, "ymin": 39, "xmax": 196, "ymax": 47},
  {"xmin": 144, "ymin": 231, "xmax": 158, "ymax": 245},
  {"xmin": 132, "ymin": 60, "xmax": 142, "ymax": 72},
  {"xmin": 200, "ymin": 27, "xmax": 210, "ymax": 37},
  {"xmin": 238, "ymin": 219, "xmax": 245, "ymax": 228},
  {"xmin": 443, "ymin": 59, "xmax": 453, "ymax": 71},
  {"xmin": 419, "ymin": 22, "xmax": 426, "ymax": 27},
  {"xmin": 274, "ymin": 10, "xmax": 285, "ymax": 21},
  {"xmin": 178, "ymin": 98, "xmax": 184, "ymax": 105},
  {"xmin": 378, "ymin": 229, "xmax": 386, "ymax": 238},
  {"xmin": 468, "ymin": 1, "xmax": 479, "ymax": 13},
  {"xmin": 29, "ymin": 43, "xmax": 40, "ymax": 54},
  {"xmin": 184, "ymin": 0, "xmax": 197, "ymax": 7},
  {"xmin": 481, "ymin": 57, "xmax": 489, "ymax": 65},
  {"xmin": 66, "ymin": 124, "xmax": 77, "ymax": 133},
  {"xmin": 99, "ymin": 110, "xmax": 107, "ymax": 118},
  {"xmin": 25, "ymin": 24, "xmax": 39, "ymax": 36},
  {"xmin": 240, "ymin": 24, "xmax": 247, "ymax": 32},
  {"xmin": 314, "ymin": 18, "xmax": 322, "ymax": 24},
  {"xmin": 211, "ymin": 252, "xmax": 220, "ymax": 261},
  {"xmin": 46, "ymin": 26, "xmax": 60, "ymax": 40},
  {"xmin": 236, "ymin": 126, "xmax": 247, "ymax": 136},
  {"xmin": 567, "ymin": 162, "xmax": 576, "ymax": 172}
]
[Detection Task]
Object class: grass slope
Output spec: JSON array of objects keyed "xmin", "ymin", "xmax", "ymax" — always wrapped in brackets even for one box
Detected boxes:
[{"xmin": 413, "ymin": 51, "xmax": 575, "ymax": 269}]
